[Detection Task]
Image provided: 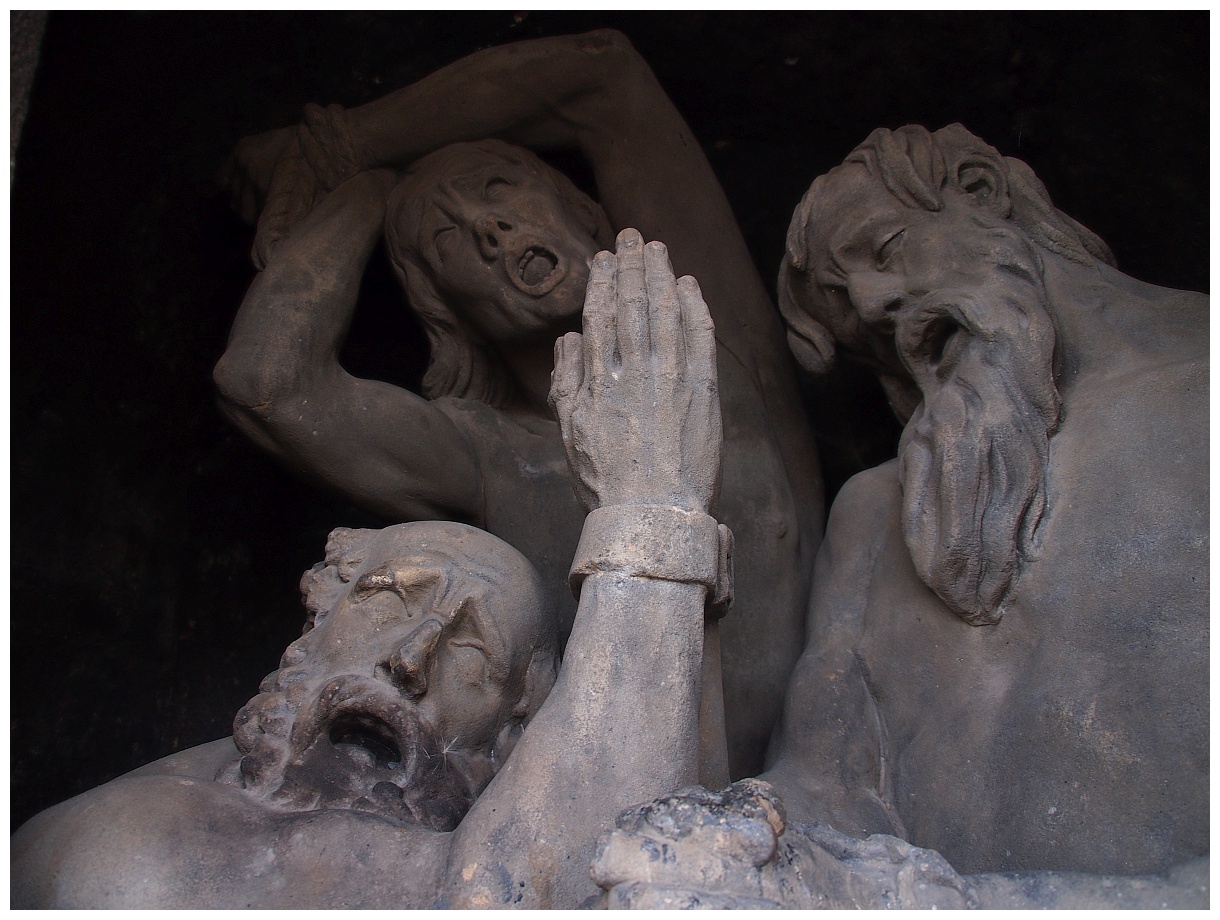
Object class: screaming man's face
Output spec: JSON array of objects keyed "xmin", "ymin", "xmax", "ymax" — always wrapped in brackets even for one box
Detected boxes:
[
  {"xmin": 415, "ymin": 162, "xmax": 599, "ymax": 344},
  {"xmin": 230, "ymin": 525, "xmax": 553, "ymax": 830}
]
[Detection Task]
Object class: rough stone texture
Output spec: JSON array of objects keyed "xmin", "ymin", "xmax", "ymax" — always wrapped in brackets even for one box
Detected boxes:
[
  {"xmin": 760, "ymin": 124, "xmax": 1207, "ymax": 887},
  {"xmin": 13, "ymin": 521, "xmax": 558, "ymax": 908},
  {"xmin": 590, "ymin": 781, "xmax": 1208, "ymax": 908},
  {"xmin": 13, "ymin": 230, "xmax": 730, "ymax": 910},
  {"xmin": 212, "ymin": 31, "xmax": 824, "ymax": 783},
  {"xmin": 10, "ymin": 12, "xmax": 1207, "ymax": 834}
]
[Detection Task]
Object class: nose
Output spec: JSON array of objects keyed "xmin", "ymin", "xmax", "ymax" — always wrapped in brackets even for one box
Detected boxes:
[
  {"xmin": 474, "ymin": 214, "xmax": 514, "ymax": 260},
  {"xmin": 846, "ymin": 271, "xmax": 909, "ymax": 325},
  {"xmin": 384, "ymin": 618, "xmax": 443, "ymax": 701}
]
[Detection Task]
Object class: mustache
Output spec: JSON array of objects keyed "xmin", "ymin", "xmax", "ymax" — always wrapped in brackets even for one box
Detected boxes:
[
  {"xmin": 289, "ymin": 674, "xmax": 423, "ymax": 777},
  {"xmin": 897, "ymin": 234, "xmax": 1058, "ymax": 625},
  {"xmin": 231, "ymin": 675, "xmax": 478, "ymax": 831}
]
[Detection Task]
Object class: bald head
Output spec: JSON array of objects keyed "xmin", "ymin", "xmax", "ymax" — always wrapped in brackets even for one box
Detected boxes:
[{"xmin": 231, "ymin": 522, "xmax": 558, "ymax": 830}]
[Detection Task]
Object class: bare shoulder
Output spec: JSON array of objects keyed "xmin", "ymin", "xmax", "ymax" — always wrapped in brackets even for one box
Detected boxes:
[
  {"xmin": 12, "ymin": 772, "xmax": 449, "ymax": 908},
  {"xmin": 125, "ymin": 736, "xmax": 240, "ymax": 780},
  {"xmin": 824, "ymin": 459, "xmax": 902, "ymax": 547},
  {"xmin": 11, "ymin": 772, "xmax": 264, "ymax": 907},
  {"xmin": 801, "ymin": 459, "xmax": 904, "ymax": 641}
]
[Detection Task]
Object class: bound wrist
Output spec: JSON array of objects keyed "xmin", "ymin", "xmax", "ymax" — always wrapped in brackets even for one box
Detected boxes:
[
  {"xmin": 299, "ymin": 102, "xmax": 368, "ymax": 191},
  {"xmin": 569, "ymin": 504, "xmax": 733, "ymax": 618}
]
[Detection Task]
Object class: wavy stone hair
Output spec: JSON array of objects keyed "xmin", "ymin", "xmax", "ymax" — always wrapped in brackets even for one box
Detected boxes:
[
  {"xmin": 781, "ymin": 123, "xmax": 1116, "ymax": 373},
  {"xmin": 383, "ymin": 139, "xmax": 614, "ymax": 408}
]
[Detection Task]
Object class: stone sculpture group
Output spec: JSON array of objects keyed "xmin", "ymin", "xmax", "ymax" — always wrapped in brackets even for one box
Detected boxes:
[{"xmin": 12, "ymin": 30, "xmax": 1208, "ymax": 909}]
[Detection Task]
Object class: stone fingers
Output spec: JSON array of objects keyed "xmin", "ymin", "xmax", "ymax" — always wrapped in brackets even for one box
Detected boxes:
[
  {"xmin": 614, "ymin": 228, "xmax": 650, "ymax": 369},
  {"xmin": 645, "ymin": 240, "xmax": 683, "ymax": 379},
  {"xmin": 549, "ymin": 331, "xmax": 585, "ymax": 431},
  {"xmin": 582, "ymin": 250, "xmax": 618, "ymax": 389},
  {"xmin": 678, "ymin": 274, "xmax": 717, "ymax": 390}
]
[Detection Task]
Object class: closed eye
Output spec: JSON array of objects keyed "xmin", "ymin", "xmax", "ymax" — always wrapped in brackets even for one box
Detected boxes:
[
  {"xmin": 877, "ymin": 228, "xmax": 905, "ymax": 269},
  {"xmin": 484, "ymin": 177, "xmax": 512, "ymax": 199},
  {"xmin": 449, "ymin": 642, "xmax": 489, "ymax": 686},
  {"xmin": 433, "ymin": 225, "xmax": 457, "ymax": 256}
]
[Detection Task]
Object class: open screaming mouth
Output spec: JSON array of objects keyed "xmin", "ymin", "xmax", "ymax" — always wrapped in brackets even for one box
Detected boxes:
[
  {"xmin": 289, "ymin": 676, "xmax": 422, "ymax": 786},
  {"xmin": 510, "ymin": 244, "xmax": 565, "ymax": 295},
  {"xmin": 329, "ymin": 712, "xmax": 405, "ymax": 770}
]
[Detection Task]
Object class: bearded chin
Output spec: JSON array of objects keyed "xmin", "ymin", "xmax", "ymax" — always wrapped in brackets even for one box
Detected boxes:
[
  {"xmin": 896, "ymin": 263, "xmax": 1059, "ymax": 626},
  {"xmin": 226, "ymin": 680, "xmax": 482, "ymax": 832}
]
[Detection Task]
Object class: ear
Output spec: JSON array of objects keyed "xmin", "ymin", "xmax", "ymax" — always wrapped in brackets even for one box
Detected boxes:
[
  {"xmin": 513, "ymin": 647, "xmax": 558, "ymax": 723},
  {"xmin": 491, "ymin": 720, "xmax": 525, "ymax": 767},
  {"xmin": 953, "ymin": 155, "xmax": 1011, "ymax": 218},
  {"xmin": 787, "ymin": 325, "xmax": 836, "ymax": 376}
]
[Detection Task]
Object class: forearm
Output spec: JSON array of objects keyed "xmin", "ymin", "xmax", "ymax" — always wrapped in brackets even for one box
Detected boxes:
[
  {"xmin": 444, "ymin": 569, "xmax": 705, "ymax": 908},
  {"xmin": 346, "ymin": 30, "xmax": 643, "ymax": 170},
  {"xmin": 215, "ymin": 171, "xmax": 389, "ymax": 411}
]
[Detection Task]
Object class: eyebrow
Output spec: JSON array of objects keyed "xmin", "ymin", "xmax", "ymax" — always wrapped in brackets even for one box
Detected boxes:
[
  {"xmin": 352, "ymin": 564, "xmax": 441, "ymax": 611},
  {"xmin": 420, "ymin": 197, "xmax": 457, "ymax": 230}
]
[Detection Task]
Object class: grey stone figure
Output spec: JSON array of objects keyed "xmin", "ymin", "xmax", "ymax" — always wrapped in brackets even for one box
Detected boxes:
[
  {"xmin": 215, "ymin": 29, "xmax": 823, "ymax": 783},
  {"xmin": 12, "ymin": 230, "xmax": 733, "ymax": 910},
  {"xmin": 589, "ymin": 124, "xmax": 1209, "ymax": 908}
]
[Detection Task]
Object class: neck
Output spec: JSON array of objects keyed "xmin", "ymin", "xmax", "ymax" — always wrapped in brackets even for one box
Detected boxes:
[{"xmin": 499, "ymin": 335, "xmax": 564, "ymax": 416}]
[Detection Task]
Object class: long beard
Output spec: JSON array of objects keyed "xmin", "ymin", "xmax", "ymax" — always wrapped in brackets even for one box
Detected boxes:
[
  {"xmin": 226, "ymin": 676, "xmax": 479, "ymax": 832},
  {"xmin": 897, "ymin": 231, "xmax": 1059, "ymax": 626}
]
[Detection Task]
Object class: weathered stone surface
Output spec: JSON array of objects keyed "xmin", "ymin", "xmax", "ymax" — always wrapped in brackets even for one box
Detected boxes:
[
  {"xmin": 214, "ymin": 31, "xmax": 822, "ymax": 782},
  {"xmin": 10, "ymin": 16, "xmax": 1208, "ymax": 910},
  {"xmin": 766, "ymin": 123, "xmax": 1208, "ymax": 880},
  {"xmin": 11, "ymin": 13, "xmax": 1205, "ymax": 833},
  {"xmin": 591, "ymin": 781, "xmax": 1208, "ymax": 908},
  {"xmin": 12, "ymin": 229, "xmax": 733, "ymax": 910}
]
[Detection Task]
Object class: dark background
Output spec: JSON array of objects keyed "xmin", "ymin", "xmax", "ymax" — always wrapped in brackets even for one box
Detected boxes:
[{"xmin": 10, "ymin": 12, "xmax": 1208, "ymax": 830}]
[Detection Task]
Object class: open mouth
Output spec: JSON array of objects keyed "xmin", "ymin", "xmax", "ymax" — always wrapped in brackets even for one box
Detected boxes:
[
  {"xmin": 329, "ymin": 712, "xmax": 404, "ymax": 770},
  {"xmin": 286, "ymin": 676, "xmax": 422, "ymax": 794},
  {"xmin": 509, "ymin": 243, "xmax": 566, "ymax": 296}
]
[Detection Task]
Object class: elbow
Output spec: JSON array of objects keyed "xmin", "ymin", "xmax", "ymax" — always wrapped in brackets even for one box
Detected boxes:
[
  {"xmin": 213, "ymin": 349, "xmax": 297, "ymax": 421},
  {"xmin": 572, "ymin": 29, "xmax": 648, "ymax": 79}
]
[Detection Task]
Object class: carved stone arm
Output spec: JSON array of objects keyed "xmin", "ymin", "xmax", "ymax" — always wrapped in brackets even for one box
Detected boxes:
[
  {"xmin": 587, "ymin": 781, "xmax": 1210, "ymax": 910},
  {"xmin": 231, "ymin": 31, "xmax": 786, "ymax": 372},
  {"xmin": 440, "ymin": 229, "xmax": 728, "ymax": 907},
  {"xmin": 213, "ymin": 169, "xmax": 482, "ymax": 523}
]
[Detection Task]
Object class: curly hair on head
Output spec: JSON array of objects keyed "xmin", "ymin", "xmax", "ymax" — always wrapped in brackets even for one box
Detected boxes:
[
  {"xmin": 781, "ymin": 123, "xmax": 1116, "ymax": 377},
  {"xmin": 298, "ymin": 526, "xmax": 374, "ymax": 631}
]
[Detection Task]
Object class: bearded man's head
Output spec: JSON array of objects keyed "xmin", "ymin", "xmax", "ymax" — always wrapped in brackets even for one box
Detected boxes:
[
  {"xmin": 779, "ymin": 124, "xmax": 1115, "ymax": 625},
  {"xmin": 224, "ymin": 521, "xmax": 558, "ymax": 831}
]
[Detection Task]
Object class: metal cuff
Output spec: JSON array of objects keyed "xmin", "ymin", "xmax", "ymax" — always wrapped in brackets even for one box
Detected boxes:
[{"xmin": 569, "ymin": 504, "xmax": 734, "ymax": 619}]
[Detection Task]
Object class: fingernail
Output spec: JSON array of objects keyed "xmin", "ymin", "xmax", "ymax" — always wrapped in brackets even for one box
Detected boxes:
[
  {"xmin": 594, "ymin": 251, "xmax": 614, "ymax": 268},
  {"xmin": 645, "ymin": 240, "xmax": 667, "ymax": 255},
  {"xmin": 616, "ymin": 227, "xmax": 642, "ymax": 248}
]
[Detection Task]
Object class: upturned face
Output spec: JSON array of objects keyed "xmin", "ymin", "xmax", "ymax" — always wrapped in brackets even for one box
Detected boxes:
[
  {"xmin": 413, "ymin": 162, "xmax": 599, "ymax": 344},
  {"xmin": 231, "ymin": 525, "xmax": 553, "ymax": 830}
]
